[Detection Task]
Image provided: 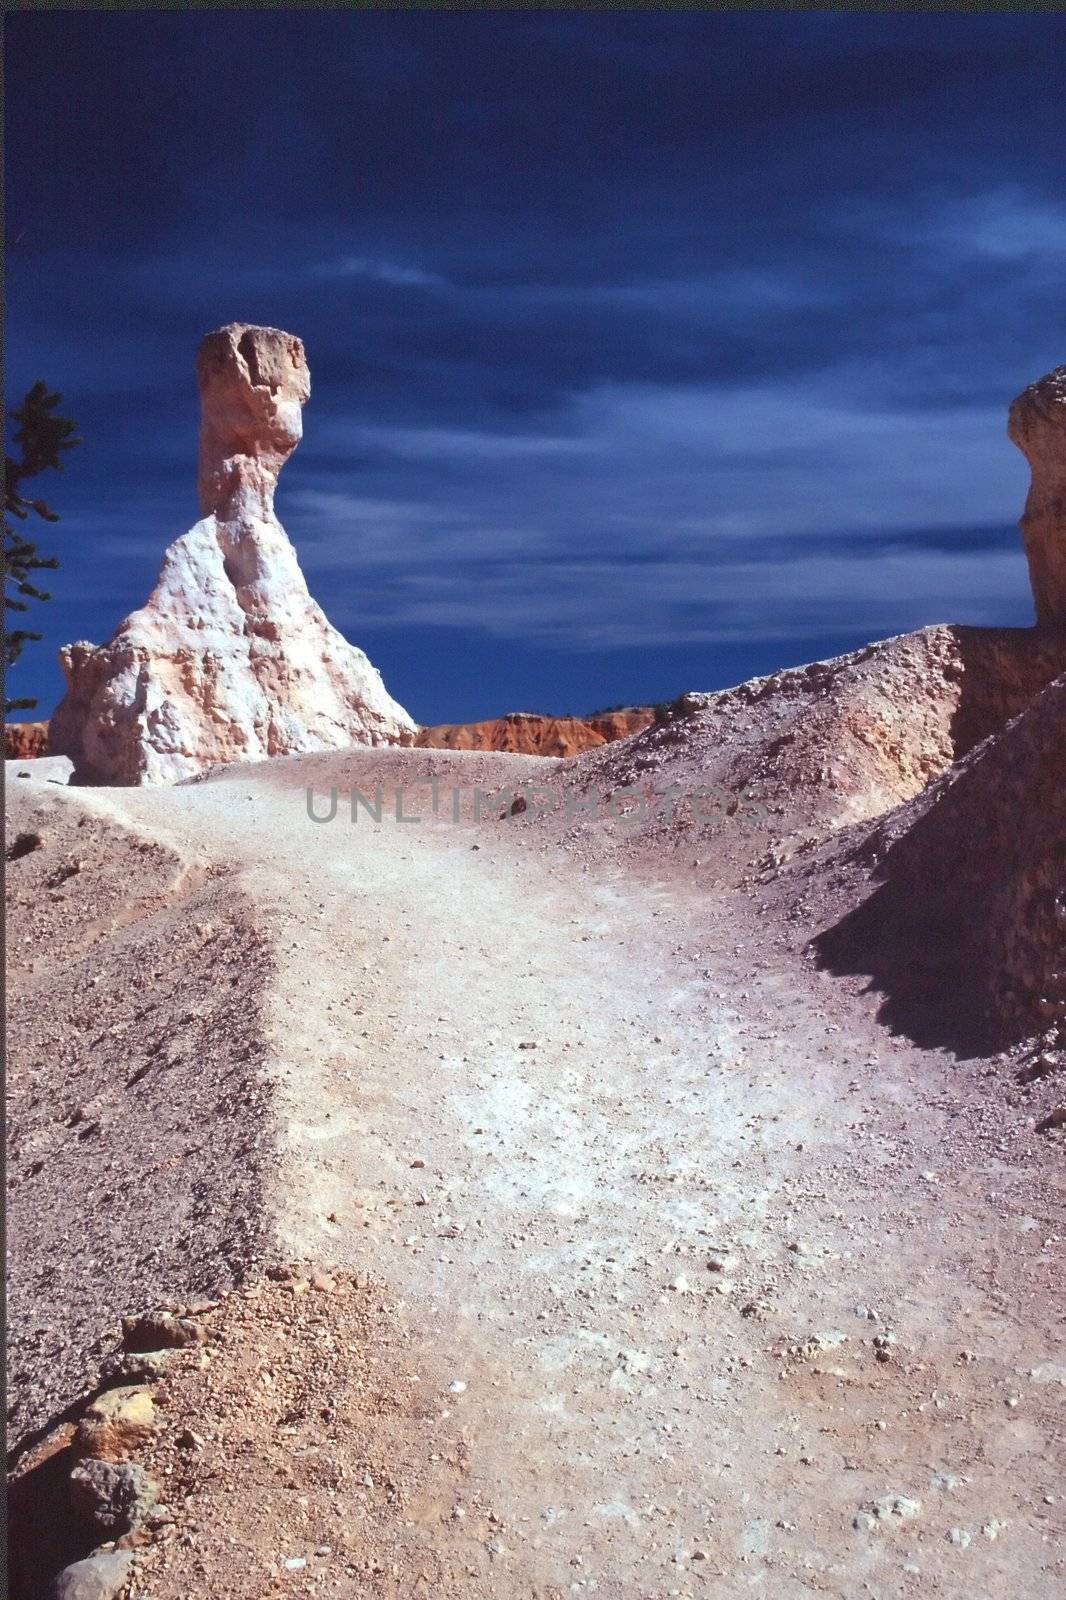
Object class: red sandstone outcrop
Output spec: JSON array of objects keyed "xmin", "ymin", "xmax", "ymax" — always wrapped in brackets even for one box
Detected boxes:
[
  {"xmin": 416, "ymin": 707, "xmax": 653, "ymax": 758},
  {"xmin": 1008, "ymin": 364, "xmax": 1066, "ymax": 624},
  {"xmin": 50, "ymin": 324, "xmax": 415, "ymax": 784},
  {"xmin": 585, "ymin": 707, "xmax": 656, "ymax": 742}
]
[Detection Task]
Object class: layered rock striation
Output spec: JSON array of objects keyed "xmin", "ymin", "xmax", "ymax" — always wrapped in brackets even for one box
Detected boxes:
[
  {"xmin": 416, "ymin": 707, "xmax": 655, "ymax": 758},
  {"xmin": 51, "ymin": 324, "xmax": 415, "ymax": 783}
]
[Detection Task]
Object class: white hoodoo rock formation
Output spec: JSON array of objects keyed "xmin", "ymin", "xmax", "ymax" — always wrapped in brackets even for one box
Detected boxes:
[
  {"xmin": 50, "ymin": 323, "xmax": 416, "ymax": 783},
  {"xmin": 1008, "ymin": 364, "xmax": 1066, "ymax": 626}
]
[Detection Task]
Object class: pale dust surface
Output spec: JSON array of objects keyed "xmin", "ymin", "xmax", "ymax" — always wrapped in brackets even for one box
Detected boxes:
[{"xmin": 14, "ymin": 748, "xmax": 1065, "ymax": 1599}]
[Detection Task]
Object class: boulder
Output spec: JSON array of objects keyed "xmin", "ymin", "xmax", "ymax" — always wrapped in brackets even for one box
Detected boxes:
[
  {"xmin": 73, "ymin": 1385, "xmax": 157, "ymax": 1462},
  {"xmin": 121, "ymin": 1309, "xmax": 206, "ymax": 1351},
  {"xmin": 69, "ymin": 1458, "xmax": 157, "ymax": 1535},
  {"xmin": 48, "ymin": 1553, "xmax": 134, "ymax": 1600},
  {"xmin": 50, "ymin": 323, "xmax": 415, "ymax": 783}
]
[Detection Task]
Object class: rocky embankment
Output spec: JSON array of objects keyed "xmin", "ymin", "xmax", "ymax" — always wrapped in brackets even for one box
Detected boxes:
[
  {"xmin": 11, "ymin": 1276, "xmax": 461, "ymax": 1600},
  {"xmin": 5, "ymin": 783, "xmax": 275, "ymax": 1454}
]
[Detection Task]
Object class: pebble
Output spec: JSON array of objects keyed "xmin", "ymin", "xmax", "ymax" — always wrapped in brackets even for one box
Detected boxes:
[{"xmin": 859, "ymin": 1494, "xmax": 922, "ymax": 1525}]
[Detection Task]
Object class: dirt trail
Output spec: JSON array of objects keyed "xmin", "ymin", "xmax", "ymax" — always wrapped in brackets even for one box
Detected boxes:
[
  {"xmin": 59, "ymin": 746, "xmax": 1059, "ymax": 1600},
  {"xmin": 7, "ymin": 746, "xmax": 1062, "ymax": 1598}
]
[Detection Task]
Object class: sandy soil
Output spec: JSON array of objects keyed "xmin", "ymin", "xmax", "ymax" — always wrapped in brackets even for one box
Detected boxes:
[{"xmin": 8, "ymin": 739, "xmax": 1063, "ymax": 1600}]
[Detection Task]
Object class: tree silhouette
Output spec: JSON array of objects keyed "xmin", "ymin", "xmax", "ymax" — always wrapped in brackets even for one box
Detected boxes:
[{"xmin": 3, "ymin": 381, "xmax": 80, "ymax": 713}]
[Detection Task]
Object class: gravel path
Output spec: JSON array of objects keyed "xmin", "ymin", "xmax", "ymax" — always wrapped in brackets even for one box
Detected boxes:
[
  {"xmin": 9, "ymin": 747, "xmax": 1064, "ymax": 1597},
  {"xmin": 90, "ymin": 749, "xmax": 1065, "ymax": 1599}
]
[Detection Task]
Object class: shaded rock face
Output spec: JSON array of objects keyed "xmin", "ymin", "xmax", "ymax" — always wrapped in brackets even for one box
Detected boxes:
[
  {"xmin": 815, "ymin": 673, "xmax": 1066, "ymax": 1051},
  {"xmin": 1008, "ymin": 364, "xmax": 1066, "ymax": 625},
  {"xmin": 50, "ymin": 323, "xmax": 415, "ymax": 784}
]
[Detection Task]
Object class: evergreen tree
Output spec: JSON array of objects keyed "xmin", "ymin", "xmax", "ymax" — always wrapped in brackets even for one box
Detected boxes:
[{"xmin": 3, "ymin": 381, "xmax": 80, "ymax": 713}]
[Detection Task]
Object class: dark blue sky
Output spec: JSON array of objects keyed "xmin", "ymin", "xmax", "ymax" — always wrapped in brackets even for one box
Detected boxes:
[{"xmin": 6, "ymin": 11, "xmax": 1064, "ymax": 722}]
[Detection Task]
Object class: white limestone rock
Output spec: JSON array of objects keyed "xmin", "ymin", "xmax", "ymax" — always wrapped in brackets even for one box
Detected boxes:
[{"xmin": 51, "ymin": 323, "xmax": 415, "ymax": 784}]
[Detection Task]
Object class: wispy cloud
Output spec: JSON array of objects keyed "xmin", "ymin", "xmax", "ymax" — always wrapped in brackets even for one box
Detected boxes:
[
  {"xmin": 929, "ymin": 187, "xmax": 1066, "ymax": 262},
  {"xmin": 324, "ymin": 548, "xmax": 1028, "ymax": 651},
  {"xmin": 837, "ymin": 184, "xmax": 1066, "ymax": 266},
  {"xmin": 470, "ymin": 268, "xmax": 839, "ymax": 317},
  {"xmin": 574, "ymin": 374, "xmax": 1026, "ymax": 536},
  {"xmin": 313, "ymin": 255, "xmax": 449, "ymax": 288},
  {"xmin": 309, "ymin": 419, "xmax": 596, "ymax": 462},
  {"xmin": 285, "ymin": 364, "xmax": 1034, "ymax": 651}
]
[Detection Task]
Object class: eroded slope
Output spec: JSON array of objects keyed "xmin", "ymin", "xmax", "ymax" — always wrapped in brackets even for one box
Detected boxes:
[
  {"xmin": 5, "ymin": 779, "xmax": 276, "ymax": 1448},
  {"xmin": 531, "ymin": 625, "xmax": 1065, "ymax": 875}
]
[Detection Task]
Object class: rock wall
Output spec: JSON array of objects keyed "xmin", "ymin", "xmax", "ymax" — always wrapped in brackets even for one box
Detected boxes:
[
  {"xmin": 815, "ymin": 673, "xmax": 1066, "ymax": 1049},
  {"xmin": 1008, "ymin": 364, "xmax": 1066, "ymax": 625}
]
